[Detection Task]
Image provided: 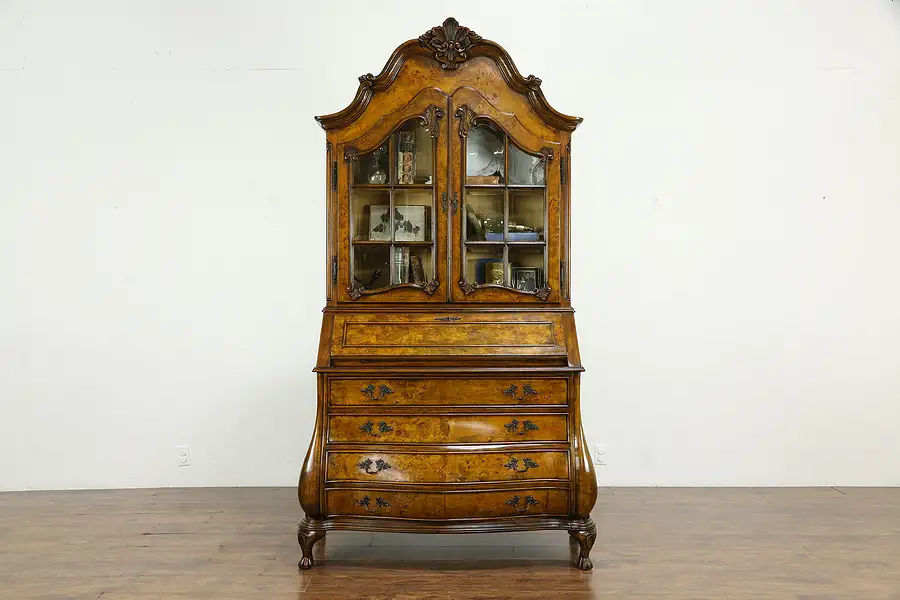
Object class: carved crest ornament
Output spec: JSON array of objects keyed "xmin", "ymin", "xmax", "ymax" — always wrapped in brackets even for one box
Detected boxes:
[{"xmin": 419, "ymin": 17, "xmax": 483, "ymax": 70}]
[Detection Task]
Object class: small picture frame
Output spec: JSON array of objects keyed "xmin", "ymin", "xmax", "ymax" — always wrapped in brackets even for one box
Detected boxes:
[
  {"xmin": 394, "ymin": 205, "xmax": 426, "ymax": 242},
  {"xmin": 367, "ymin": 205, "xmax": 428, "ymax": 242},
  {"xmin": 512, "ymin": 267, "xmax": 541, "ymax": 292}
]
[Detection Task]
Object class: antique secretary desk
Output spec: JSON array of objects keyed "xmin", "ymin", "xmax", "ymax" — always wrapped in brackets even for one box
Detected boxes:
[{"xmin": 298, "ymin": 17, "xmax": 597, "ymax": 570}]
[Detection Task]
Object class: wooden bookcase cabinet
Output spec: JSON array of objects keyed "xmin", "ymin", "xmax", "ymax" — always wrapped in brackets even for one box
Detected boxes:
[{"xmin": 298, "ymin": 17, "xmax": 597, "ymax": 570}]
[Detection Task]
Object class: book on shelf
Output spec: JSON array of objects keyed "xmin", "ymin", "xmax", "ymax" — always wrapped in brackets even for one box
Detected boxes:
[
  {"xmin": 409, "ymin": 254, "xmax": 426, "ymax": 285},
  {"xmin": 398, "ymin": 131, "xmax": 415, "ymax": 185},
  {"xmin": 466, "ymin": 175, "xmax": 501, "ymax": 185}
]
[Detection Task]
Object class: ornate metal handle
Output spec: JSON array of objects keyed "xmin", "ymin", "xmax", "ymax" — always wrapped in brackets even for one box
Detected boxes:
[
  {"xmin": 434, "ymin": 316, "xmax": 461, "ymax": 321},
  {"xmin": 504, "ymin": 458, "xmax": 539, "ymax": 473},
  {"xmin": 451, "ymin": 192, "xmax": 459, "ymax": 213},
  {"xmin": 357, "ymin": 496, "xmax": 391, "ymax": 513},
  {"xmin": 503, "ymin": 419, "xmax": 539, "ymax": 435},
  {"xmin": 500, "ymin": 383, "xmax": 539, "ymax": 402},
  {"xmin": 441, "ymin": 192, "xmax": 448, "ymax": 213},
  {"xmin": 506, "ymin": 495, "xmax": 539, "ymax": 513},
  {"xmin": 359, "ymin": 421, "xmax": 394, "ymax": 437},
  {"xmin": 358, "ymin": 458, "xmax": 392, "ymax": 475},
  {"xmin": 361, "ymin": 384, "xmax": 393, "ymax": 401}
]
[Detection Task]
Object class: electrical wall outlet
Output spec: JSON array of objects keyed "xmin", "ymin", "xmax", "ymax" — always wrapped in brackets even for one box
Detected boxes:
[
  {"xmin": 176, "ymin": 445, "xmax": 191, "ymax": 467},
  {"xmin": 593, "ymin": 444, "xmax": 606, "ymax": 466}
]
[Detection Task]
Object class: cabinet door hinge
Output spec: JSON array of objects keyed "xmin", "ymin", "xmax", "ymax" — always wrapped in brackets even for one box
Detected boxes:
[
  {"xmin": 441, "ymin": 192, "xmax": 448, "ymax": 214},
  {"xmin": 560, "ymin": 156, "xmax": 567, "ymax": 187},
  {"xmin": 331, "ymin": 255, "xmax": 338, "ymax": 284},
  {"xmin": 451, "ymin": 192, "xmax": 459, "ymax": 213},
  {"xmin": 560, "ymin": 260, "xmax": 566, "ymax": 293},
  {"xmin": 331, "ymin": 161, "xmax": 337, "ymax": 191}
]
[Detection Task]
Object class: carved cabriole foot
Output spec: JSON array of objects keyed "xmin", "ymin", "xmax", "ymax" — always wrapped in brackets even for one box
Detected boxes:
[
  {"xmin": 297, "ymin": 522, "xmax": 326, "ymax": 569},
  {"xmin": 568, "ymin": 527, "xmax": 596, "ymax": 570}
]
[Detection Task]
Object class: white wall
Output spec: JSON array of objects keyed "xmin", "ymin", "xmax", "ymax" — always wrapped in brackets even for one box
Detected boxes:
[{"xmin": 2, "ymin": 1, "xmax": 899, "ymax": 490}]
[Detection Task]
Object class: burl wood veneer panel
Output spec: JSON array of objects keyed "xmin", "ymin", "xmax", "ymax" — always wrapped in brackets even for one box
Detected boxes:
[
  {"xmin": 328, "ymin": 415, "xmax": 568, "ymax": 444},
  {"xmin": 330, "ymin": 312, "xmax": 567, "ymax": 358},
  {"xmin": 326, "ymin": 450, "xmax": 569, "ymax": 483},
  {"xmin": 326, "ymin": 488, "xmax": 570, "ymax": 519},
  {"xmin": 329, "ymin": 378, "xmax": 568, "ymax": 406}
]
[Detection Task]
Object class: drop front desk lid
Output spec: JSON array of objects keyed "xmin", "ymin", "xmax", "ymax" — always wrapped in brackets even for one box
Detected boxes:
[{"xmin": 316, "ymin": 311, "xmax": 581, "ymax": 370}]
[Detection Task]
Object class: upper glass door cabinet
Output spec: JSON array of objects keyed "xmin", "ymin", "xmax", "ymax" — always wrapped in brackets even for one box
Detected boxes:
[
  {"xmin": 452, "ymin": 101, "xmax": 559, "ymax": 303},
  {"xmin": 343, "ymin": 104, "xmax": 446, "ymax": 302}
]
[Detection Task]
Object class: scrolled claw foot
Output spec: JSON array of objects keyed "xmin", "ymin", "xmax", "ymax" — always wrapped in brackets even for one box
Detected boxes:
[
  {"xmin": 569, "ymin": 527, "xmax": 596, "ymax": 571},
  {"xmin": 297, "ymin": 525, "xmax": 325, "ymax": 570}
]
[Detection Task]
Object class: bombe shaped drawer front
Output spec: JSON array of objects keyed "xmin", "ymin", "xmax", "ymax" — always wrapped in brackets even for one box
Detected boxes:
[
  {"xmin": 329, "ymin": 313, "xmax": 568, "ymax": 359},
  {"xmin": 330, "ymin": 378, "xmax": 568, "ymax": 406},
  {"xmin": 328, "ymin": 415, "xmax": 568, "ymax": 444},
  {"xmin": 327, "ymin": 450, "xmax": 570, "ymax": 483},
  {"xmin": 326, "ymin": 489, "xmax": 570, "ymax": 519}
]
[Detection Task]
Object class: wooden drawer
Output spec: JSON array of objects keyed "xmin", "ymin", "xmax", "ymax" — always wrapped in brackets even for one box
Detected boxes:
[
  {"xmin": 326, "ymin": 450, "xmax": 569, "ymax": 483},
  {"xmin": 330, "ymin": 378, "xmax": 568, "ymax": 406},
  {"xmin": 328, "ymin": 415, "xmax": 568, "ymax": 444},
  {"xmin": 326, "ymin": 488, "xmax": 570, "ymax": 519}
]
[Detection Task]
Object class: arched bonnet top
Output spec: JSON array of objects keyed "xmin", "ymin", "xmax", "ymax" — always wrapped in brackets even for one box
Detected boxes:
[{"xmin": 315, "ymin": 17, "xmax": 583, "ymax": 133}]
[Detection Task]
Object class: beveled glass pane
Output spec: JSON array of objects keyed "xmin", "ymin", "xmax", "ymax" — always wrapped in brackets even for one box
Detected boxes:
[
  {"xmin": 464, "ymin": 190, "xmax": 503, "ymax": 242},
  {"xmin": 508, "ymin": 246, "xmax": 544, "ymax": 292},
  {"xmin": 352, "ymin": 190, "xmax": 391, "ymax": 241},
  {"xmin": 353, "ymin": 246, "xmax": 390, "ymax": 291},
  {"xmin": 466, "ymin": 124, "xmax": 504, "ymax": 184},
  {"xmin": 393, "ymin": 246, "xmax": 433, "ymax": 285},
  {"xmin": 393, "ymin": 120, "xmax": 433, "ymax": 185},
  {"xmin": 508, "ymin": 189, "xmax": 545, "ymax": 241},
  {"xmin": 509, "ymin": 143, "xmax": 545, "ymax": 185},
  {"xmin": 352, "ymin": 141, "xmax": 389, "ymax": 185},
  {"xmin": 465, "ymin": 245, "xmax": 505, "ymax": 286},
  {"xmin": 394, "ymin": 190, "xmax": 432, "ymax": 243}
]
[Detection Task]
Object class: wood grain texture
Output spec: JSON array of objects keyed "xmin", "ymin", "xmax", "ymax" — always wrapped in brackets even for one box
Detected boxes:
[
  {"xmin": 326, "ymin": 488, "xmax": 569, "ymax": 519},
  {"xmin": 4, "ymin": 487, "xmax": 899, "ymax": 599},
  {"xmin": 328, "ymin": 414, "xmax": 568, "ymax": 444},
  {"xmin": 329, "ymin": 311, "xmax": 567, "ymax": 358},
  {"xmin": 330, "ymin": 377, "xmax": 568, "ymax": 406},
  {"xmin": 326, "ymin": 450, "xmax": 569, "ymax": 483}
]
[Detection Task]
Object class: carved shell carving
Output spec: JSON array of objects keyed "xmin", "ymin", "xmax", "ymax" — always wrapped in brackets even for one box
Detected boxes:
[
  {"xmin": 343, "ymin": 146, "xmax": 359, "ymax": 161},
  {"xmin": 535, "ymin": 285, "xmax": 552, "ymax": 301},
  {"xmin": 419, "ymin": 17, "xmax": 483, "ymax": 70},
  {"xmin": 458, "ymin": 279, "xmax": 478, "ymax": 296},
  {"xmin": 454, "ymin": 105, "xmax": 477, "ymax": 139},
  {"xmin": 539, "ymin": 147, "xmax": 555, "ymax": 162},
  {"xmin": 347, "ymin": 281, "xmax": 365, "ymax": 301},
  {"xmin": 423, "ymin": 278, "xmax": 440, "ymax": 295},
  {"xmin": 422, "ymin": 105, "xmax": 444, "ymax": 139}
]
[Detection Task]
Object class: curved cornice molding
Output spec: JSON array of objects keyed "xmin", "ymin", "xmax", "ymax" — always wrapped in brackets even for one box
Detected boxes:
[{"xmin": 315, "ymin": 17, "xmax": 583, "ymax": 132}]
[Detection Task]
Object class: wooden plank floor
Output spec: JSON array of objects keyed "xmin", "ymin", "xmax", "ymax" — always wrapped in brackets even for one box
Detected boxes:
[{"xmin": 1, "ymin": 487, "xmax": 898, "ymax": 599}]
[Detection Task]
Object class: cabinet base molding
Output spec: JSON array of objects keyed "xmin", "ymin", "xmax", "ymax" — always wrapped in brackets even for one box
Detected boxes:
[{"xmin": 297, "ymin": 516, "xmax": 597, "ymax": 570}]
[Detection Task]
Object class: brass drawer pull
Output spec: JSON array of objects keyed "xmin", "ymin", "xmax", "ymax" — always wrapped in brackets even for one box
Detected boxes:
[
  {"xmin": 505, "ymin": 495, "xmax": 539, "ymax": 513},
  {"xmin": 504, "ymin": 457, "xmax": 539, "ymax": 473},
  {"xmin": 361, "ymin": 384, "xmax": 394, "ymax": 401},
  {"xmin": 357, "ymin": 496, "xmax": 391, "ymax": 513},
  {"xmin": 358, "ymin": 458, "xmax": 392, "ymax": 475},
  {"xmin": 359, "ymin": 421, "xmax": 393, "ymax": 437},
  {"xmin": 434, "ymin": 316, "xmax": 461, "ymax": 321},
  {"xmin": 500, "ymin": 383, "xmax": 539, "ymax": 401},
  {"xmin": 504, "ymin": 419, "xmax": 539, "ymax": 435}
]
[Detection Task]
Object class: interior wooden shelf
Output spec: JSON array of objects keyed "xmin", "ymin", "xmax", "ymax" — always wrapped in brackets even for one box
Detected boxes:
[
  {"xmin": 351, "ymin": 184, "xmax": 434, "ymax": 190},
  {"xmin": 465, "ymin": 240, "xmax": 545, "ymax": 246},
  {"xmin": 464, "ymin": 184, "xmax": 545, "ymax": 189},
  {"xmin": 353, "ymin": 240, "xmax": 433, "ymax": 246}
]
